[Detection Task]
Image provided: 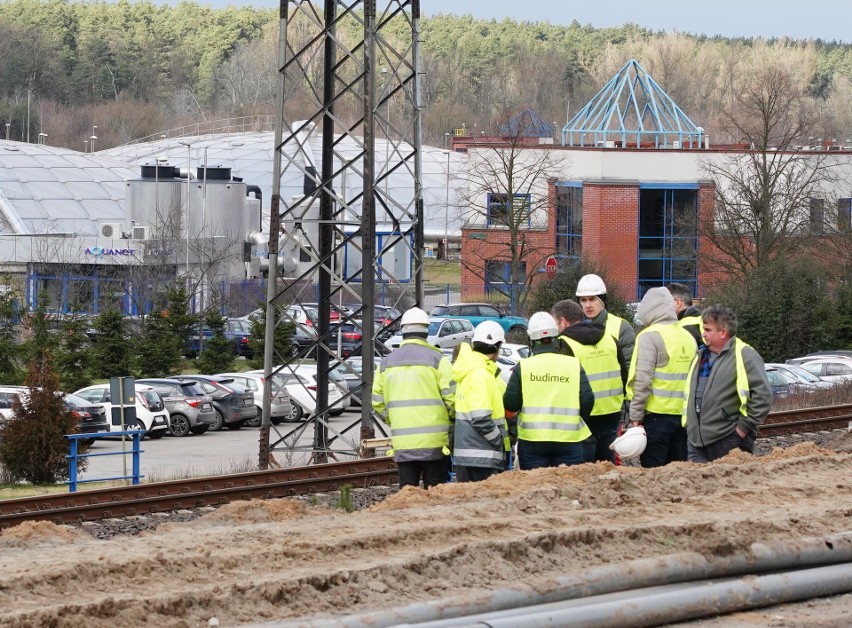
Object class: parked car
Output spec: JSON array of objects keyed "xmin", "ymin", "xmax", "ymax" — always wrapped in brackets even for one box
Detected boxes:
[
  {"xmin": 430, "ymin": 303, "xmax": 528, "ymax": 334},
  {"xmin": 74, "ymin": 383, "xmax": 170, "ymax": 439},
  {"xmin": 765, "ymin": 365, "xmax": 795, "ymax": 398},
  {"xmin": 786, "ymin": 351, "xmax": 852, "ymax": 367},
  {"xmin": 793, "ymin": 357, "xmax": 852, "ymax": 385},
  {"xmin": 374, "ymin": 305, "xmax": 402, "ymax": 337},
  {"xmin": 185, "ymin": 318, "xmax": 253, "ymax": 358},
  {"xmin": 173, "ymin": 375, "xmax": 257, "ymax": 431},
  {"xmin": 248, "ymin": 365, "xmax": 350, "ymax": 421},
  {"xmin": 137, "ymin": 378, "xmax": 217, "ymax": 437},
  {"xmin": 386, "ymin": 317, "xmax": 475, "ymax": 350},
  {"xmin": 764, "ymin": 363, "xmax": 834, "ymax": 391},
  {"xmin": 301, "ymin": 302, "xmax": 355, "ymax": 322},
  {"xmin": 333, "ymin": 357, "xmax": 382, "ymax": 406},
  {"xmin": 0, "ymin": 387, "xmax": 110, "ymax": 445},
  {"xmin": 216, "ymin": 372, "xmax": 293, "ymax": 426},
  {"xmin": 498, "ymin": 342, "xmax": 530, "ymax": 366},
  {"xmin": 242, "ymin": 304, "xmax": 319, "ymax": 330}
]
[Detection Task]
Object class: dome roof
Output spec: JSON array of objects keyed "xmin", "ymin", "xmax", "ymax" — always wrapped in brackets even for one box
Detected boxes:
[{"xmin": 0, "ymin": 140, "xmax": 137, "ymax": 235}]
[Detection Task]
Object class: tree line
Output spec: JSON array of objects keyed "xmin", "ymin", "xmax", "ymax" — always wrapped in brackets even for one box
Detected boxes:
[{"xmin": 2, "ymin": 2, "xmax": 852, "ymax": 150}]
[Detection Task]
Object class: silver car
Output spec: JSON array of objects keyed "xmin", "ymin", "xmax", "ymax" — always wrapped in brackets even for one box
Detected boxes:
[
  {"xmin": 386, "ymin": 317, "xmax": 475, "ymax": 350},
  {"xmin": 217, "ymin": 372, "xmax": 293, "ymax": 426},
  {"xmin": 137, "ymin": 378, "xmax": 216, "ymax": 437}
]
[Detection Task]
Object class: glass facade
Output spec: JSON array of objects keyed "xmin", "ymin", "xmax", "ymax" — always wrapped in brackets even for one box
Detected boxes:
[{"xmin": 555, "ymin": 183, "xmax": 582, "ymax": 257}]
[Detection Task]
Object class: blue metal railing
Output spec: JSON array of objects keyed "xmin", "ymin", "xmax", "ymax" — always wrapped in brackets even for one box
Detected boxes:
[{"xmin": 65, "ymin": 431, "xmax": 144, "ymax": 492}]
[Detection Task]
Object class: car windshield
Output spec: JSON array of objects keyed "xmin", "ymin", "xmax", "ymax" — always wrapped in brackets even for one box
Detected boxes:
[
  {"xmin": 179, "ymin": 382, "xmax": 206, "ymax": 397},
  {"xmin": 516, "ymin": 346, "xmax": 530, "ymax": 359},
  {"xmin": 63, "ymin": 393, "xmax": 91, "ymax": 408},
  {"xmin": 431, "ymin": 306, "xmax": 448, "ymax": 316},
  {"xmin": 140, "ymin": 390, "xmax": 160, "ymax": 406},
  {"xmin": 427, "ymin": 321, "xmax": 441, "ymax": 335},
  {"xmin": 784, "ymin": 364, "xmax": 823, "ymax": 383}
]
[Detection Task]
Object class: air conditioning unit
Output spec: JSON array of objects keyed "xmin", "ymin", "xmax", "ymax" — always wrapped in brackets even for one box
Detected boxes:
[
  {"xmin": 100, "ymin": 223, "xmax": 123, "ymax": 239},
  {"xmin": 131, "ymin": 225, "xmax": 150, "ymax": 240}
]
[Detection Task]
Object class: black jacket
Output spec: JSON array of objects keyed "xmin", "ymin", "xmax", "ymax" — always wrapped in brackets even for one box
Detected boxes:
[
  {"xmin": 557, "ymin": 321, "xmax": 628, "ymax": 386},
  {"xmin": 678, "ymin": 305, "xmax": 703, "ymax": 346}
]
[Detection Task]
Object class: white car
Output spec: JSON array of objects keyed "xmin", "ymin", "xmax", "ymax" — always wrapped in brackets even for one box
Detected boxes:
[
  {"xmin": 498, "ymin": 343, "xmax": 530, "ymax": 366},
  {"xmin": 247, "ymin": 365, "xmax": 350, "ymax": 422},
  {"xmin": 386, "ymin": 317, "xmax": 475, "ymax": 350},
  {"xmin": 794, "ymin": 357, "xmax": 852, "ymax": 385},
  {"xmin": 216, "ymin": 372, "xmax": 294, "ymax": 426},
  {"xmin": 74, "ymin": 384, "xmax": 170, "ymax": 438}
]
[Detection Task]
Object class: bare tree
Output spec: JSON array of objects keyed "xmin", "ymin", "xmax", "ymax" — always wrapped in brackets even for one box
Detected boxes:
[
  {"xmin": 701, "ymin": 50, "xmax": 839, "ymax": 278},
  {"xmin": 457, "ymin": 129, "xmax": 563, "ymax": 314}
]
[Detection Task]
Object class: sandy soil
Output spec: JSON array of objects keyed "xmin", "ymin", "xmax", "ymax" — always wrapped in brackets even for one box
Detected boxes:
[{"xmin": 2, "ymin": 437, "xmax": 852, "ymax": 627}]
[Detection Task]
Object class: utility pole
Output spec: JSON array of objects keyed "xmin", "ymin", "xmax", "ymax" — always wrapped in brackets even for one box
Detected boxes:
[{"xmin": 26, "ymin": 88, "xmax": 32, "ymax": 144}]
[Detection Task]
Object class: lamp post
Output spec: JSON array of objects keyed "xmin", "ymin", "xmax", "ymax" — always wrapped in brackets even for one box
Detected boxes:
[
  {"xmin": 444, "ymin": 149, "xmax": 451, "ymax": 261},
  {"xmin": 26, "ymin": 89, "xmax": 32, "ymax": 143}
]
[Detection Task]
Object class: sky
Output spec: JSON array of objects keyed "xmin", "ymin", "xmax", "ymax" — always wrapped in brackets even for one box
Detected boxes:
[{"xmin": 211, "ymin": 0, "xmax": 851, "ymax": 43}]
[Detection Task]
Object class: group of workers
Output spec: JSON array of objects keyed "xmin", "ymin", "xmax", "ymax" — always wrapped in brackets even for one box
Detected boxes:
[{"xmin": 371, "ymin": 275, "xmax": 773, "ymax": 488}]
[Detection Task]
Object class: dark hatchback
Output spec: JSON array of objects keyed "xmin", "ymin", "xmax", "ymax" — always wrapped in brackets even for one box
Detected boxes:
[
  {"xmin": 174, "ymin": 375, "xmax": 257, "ymax": 431},
  {"xmin": 63, "ymin": 393, "xmax": 110, "ymax": 445}
]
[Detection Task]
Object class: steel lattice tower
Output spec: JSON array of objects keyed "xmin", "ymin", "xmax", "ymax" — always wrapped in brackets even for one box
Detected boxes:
[{"xmin": 259, "ymin": 1, "xmax": 423, "ymax": 467}]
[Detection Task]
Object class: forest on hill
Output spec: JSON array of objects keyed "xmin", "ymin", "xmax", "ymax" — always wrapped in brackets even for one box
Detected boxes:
[{"xmin": 1, "ymin": 0, "xmax": 851, "ymax": 150}]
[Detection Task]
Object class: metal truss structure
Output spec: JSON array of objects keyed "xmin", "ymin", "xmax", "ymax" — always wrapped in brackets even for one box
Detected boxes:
[
  {"xmin": 562, "ymin": 59, "xmax": 704, "ymax": 149},
  {"xmin": 259, "ymin": 1, "xmax": 423, "ymax": 467}
]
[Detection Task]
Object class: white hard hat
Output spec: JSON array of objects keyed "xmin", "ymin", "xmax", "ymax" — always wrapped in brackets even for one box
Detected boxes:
[
  {"xmin": 576, "ymin": 274, "xmax": 607, "ymax": 297},
  {"xmin": 400, "ymin": 307, "xmax": 429, "ymax": 332},
  {"xmin": 609, "ymin": 426, "xmax": 647, "ymax": 460},
  {"xmin": 472, "ymin": 320, "xmax": 505, "ymax": 346},
  {"xmin": 528, "ymin": 311, "xmax": 558, "ymax": 341}
]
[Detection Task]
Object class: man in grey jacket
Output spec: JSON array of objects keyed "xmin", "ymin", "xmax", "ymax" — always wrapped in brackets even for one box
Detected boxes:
[{"xmin": 683, "ymin": 305, "xmax": 772, "ymax": 463}]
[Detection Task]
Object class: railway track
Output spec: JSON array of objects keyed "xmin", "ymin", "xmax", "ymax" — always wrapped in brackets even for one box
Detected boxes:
[{"xmin": 0, "ymin": 403, "xmax": 849, "ymax": 530}]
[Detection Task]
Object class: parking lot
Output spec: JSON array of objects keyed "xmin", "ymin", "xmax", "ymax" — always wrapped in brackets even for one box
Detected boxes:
[{"xmin": 79, "ymin": 407, "xmax": 381, "ymax": 482}]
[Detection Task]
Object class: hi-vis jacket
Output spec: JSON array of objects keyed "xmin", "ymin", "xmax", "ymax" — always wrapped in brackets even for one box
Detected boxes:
[
  {"xmin": 590, "ymin": 309, "xmax": 636, "ymax": 366},
  {"xmin": 504, "ymin": 344, "xmax": 593, "ymax": 444},
  {"xmin": 627, "ymin": 323, "xmax": 696, "ymax": 417},
  {"xmin": 561, "ymin": 332, "xmax": 624, "ymax": 415},
  {"xmin": 372, "ymin": 338, "xmax": 455, "ymax": 463},
  {"xmin": 451, "ymin": 343, "xmax": 506, "ymax": 470}
]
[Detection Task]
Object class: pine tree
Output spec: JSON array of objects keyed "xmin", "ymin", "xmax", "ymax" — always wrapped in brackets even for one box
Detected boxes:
[
  {"xmin": 136, "ymin": 310, "xmax": 183, "ymax": 378},
  {"xmin": 0, "ymin": 353, "xmax": 87, "ymax": 484},
  {"xmin": 165, "ymin": 284, "xmax": 197, "ymax": 356},
  {"xmin": 247, "ymin": 308, "xmax": 294, "ymax": 369},
  {"xmin": 54, "ymin": 315, "xmax": 93, "ymax": 391},
  {"xmin": 196, "ymin": 311, "xmax": 235, "ymax": 374},
  {"xmin": 90, "ymin": 310, "xmax": 134, "ymax": 379},
  {"xmin": 0, "ymin": 278, "xmax": 24, "ymax": 384}
]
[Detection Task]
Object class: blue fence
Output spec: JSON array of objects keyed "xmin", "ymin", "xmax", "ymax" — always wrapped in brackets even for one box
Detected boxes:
[{"xmin": 66, "ymin": 431, "xmax": 144, "ymax": 492}]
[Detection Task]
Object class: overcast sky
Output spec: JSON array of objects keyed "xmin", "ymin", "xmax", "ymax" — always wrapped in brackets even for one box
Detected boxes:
[{"xmin": 221, "ymin": 0, "xmax": 850, "ymax": 43}]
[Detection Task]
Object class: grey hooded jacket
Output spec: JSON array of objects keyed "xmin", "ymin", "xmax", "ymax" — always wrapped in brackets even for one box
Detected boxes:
[
  {"xmin": 627, "ymin": 287, "xmax": 697, "ymax": 423},
  {"xmin": 684, "ymin": 336, "xmax": 772, "ymax": 448}
]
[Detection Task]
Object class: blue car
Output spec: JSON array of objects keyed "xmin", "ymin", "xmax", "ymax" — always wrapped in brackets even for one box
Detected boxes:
[
  {"xmin": 185, "ymin": 318, "xmax": 253, "ymax": 358},
  {"xmin": 429, "ymin": 303, "xmax": 527, "ymax": 334}
]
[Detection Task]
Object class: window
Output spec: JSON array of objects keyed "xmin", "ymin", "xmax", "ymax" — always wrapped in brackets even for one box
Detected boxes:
[
  {"xmin": 826, "ymin": 362, "xmax": 852, "ymax": 376},
  {"xmin": 838, "ymin": 198, "xmax": 852, "ymax": 231},
  {"xmin": 810, "ymin": 198, "xmax": 825, "ymax": 235},
  {"xmin": 486, "ymin": 193, "xmax": 531, "ymax": 227},
  {"xmin": 458, "ymin": 305, "xmax": 479, "ymax": 316},
  {"xmin": 485, "ymin": 260, "xmax": 527, "ymax": 299},
  {"xmin": 638, "ymin": 186, "xmax": 698, "ymax": 298},
  {"xmin": 555, "ymin": 183, "xmax": 582, "ymax": 257},
  {"xmin": 478, "ymin": 305, "xmax": 501, "ymax": 317}
]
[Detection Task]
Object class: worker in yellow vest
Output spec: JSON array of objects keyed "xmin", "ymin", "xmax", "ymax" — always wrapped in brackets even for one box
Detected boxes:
[
  {"xmin": 667, "ymin": 282, "xmax": 702, "ymax": 346},
  {"xmin": 552, "ymin": 299, "xmax": 626, "ymax": 463},
  {"xmin": 452, "ymin": 321, "xmax": 507, "ymax": 482},
  {"xmin": 576, "ymin": 273, "xmax": 636, "ymax": 366},
  {"xmin": 626, "ymin": 287, "xmax": 697, "ymax": 468},
  {"xmin": 503, "ymin": 312, "xmax": 594, "ymax": 470},
  {"xmin": 372, "ymin": 307, "xmax": 455, "ymax": 488},
  {"xmin": 682, "ymin": 305, "xmax": 772, "ymax": 462}
]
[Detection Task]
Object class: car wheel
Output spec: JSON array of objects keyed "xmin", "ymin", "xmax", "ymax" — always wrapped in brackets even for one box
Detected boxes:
[
  {"xmin": 286, "ymin": 403, "xmax": 304, "ymax": 422},
  {"xmin": 169, "ymin": 414, "xmax": 191, "ymax": 437},
  {"xmin": 210, "ymin": 410, "xmax": 224, "ymax": 432},
  {"xmin": 82, "ymin": 438, "xmax": 96, "ymax": 447},
  {"xmin": 190, "ymin": 425, "xmax": 209, "ymax": 435},
  {"xmin": 245, "ymin": 408, "xmax": 262, "ymax": 428}
]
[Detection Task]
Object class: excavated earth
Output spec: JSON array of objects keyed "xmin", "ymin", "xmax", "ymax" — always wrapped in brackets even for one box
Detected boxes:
[{"xmin": 3, "ymin": 435, "xmax": 852, "ymax": 626}]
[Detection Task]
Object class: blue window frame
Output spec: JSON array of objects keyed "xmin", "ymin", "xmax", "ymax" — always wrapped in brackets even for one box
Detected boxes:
[
  {"xmin": 637, "ymin": 184, "xmax": 698, "ymax": 298},
  {"xmin": 486, "ymin": 193, "xmax": 531, "ymax": 227},
  {"xmin": 485, "ymin": 260, "xmax": 526, "ymax": 298},
  {"xmin": 555, "ymin": 182, "xmax": 582, "ymax": 257}
]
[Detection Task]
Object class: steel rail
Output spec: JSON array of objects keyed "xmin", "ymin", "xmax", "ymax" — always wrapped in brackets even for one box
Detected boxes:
[
  {"xmin": 0, "ymin": 458, "xmax": 397, "ymax": 528},
  {"xmin": 759, "ymin": 403, "xmax": 852, "ymax": 436}
]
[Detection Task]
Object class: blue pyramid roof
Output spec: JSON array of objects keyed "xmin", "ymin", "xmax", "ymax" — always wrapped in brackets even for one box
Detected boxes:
[
  {"xmin": 562, "ymin": 59, "xmax": 704, "ymax": 149},
  {"xmin": 500, "ymin": 108, "xmax": 554, "ymax": 138}
]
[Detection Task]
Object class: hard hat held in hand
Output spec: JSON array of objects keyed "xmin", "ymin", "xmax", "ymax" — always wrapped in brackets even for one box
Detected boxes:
[
  {"xmin": 528, "ymin": 311, "xmax": 558, "ymax": 341},
  {"xmin": 576, "ymin": 273, "xmax": 607, "ymax": 297},
  {"xmin": 400, "ymin": 307, "xmax": 430, "ymax": 332},
  {"xmin": 609, "ymin": 426, "xmax": 647, "ymax": 460},
  {"xmin": 472, "ymin": 320, "xmax": 505, "ymax": 345}
]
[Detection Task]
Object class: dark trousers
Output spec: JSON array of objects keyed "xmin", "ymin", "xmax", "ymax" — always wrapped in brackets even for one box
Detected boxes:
[
  {"xmin": 518, "ymin": 439, "xmax": 585, "ymax": 470},
  {"xmin": 639, "ymin": 413, "xmax": 687, "ymax": 468},
  {"xmin": 688, "ymin": 430, "xmax": 756, "ymax": 463},
  {"xmin": 582, "ymin": 412, "xmax": 621, "ymax": 463},
  {"xmin": 397, "ymin": 457, "xmax": 450, "ymax": 489},
  {"xmin": 455, "ymin": 465, "xmax": 500, "ymax": 483}
]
